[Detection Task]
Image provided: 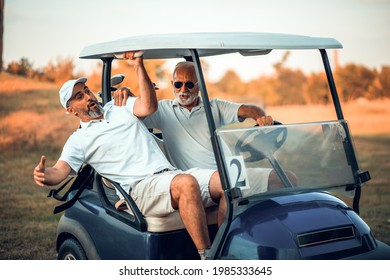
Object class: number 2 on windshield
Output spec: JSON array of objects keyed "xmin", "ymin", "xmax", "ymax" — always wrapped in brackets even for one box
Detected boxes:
[{"xmin": 226, "ymin": 156, "xmax": 250, "ymax": 190}]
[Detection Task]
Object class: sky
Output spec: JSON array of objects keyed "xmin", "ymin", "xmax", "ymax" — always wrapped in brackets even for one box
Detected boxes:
[{"xmin": 3, "ymin": 0, "xmax": 390, "ymax": 81}]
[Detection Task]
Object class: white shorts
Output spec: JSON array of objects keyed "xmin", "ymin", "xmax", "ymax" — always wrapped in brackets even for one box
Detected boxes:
[
  {"xmin": 130, "ymin": 168, "xmax": 216, "ymax": 217},
  {"xmin": 240, "ymin": 168, "xmax": 272, "ymax": 197}
]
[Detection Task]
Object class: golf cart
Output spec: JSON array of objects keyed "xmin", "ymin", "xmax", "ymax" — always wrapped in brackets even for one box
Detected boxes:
[{"xmin": 51, "ymin": 32, "xmax": 390, "ymax": 259}]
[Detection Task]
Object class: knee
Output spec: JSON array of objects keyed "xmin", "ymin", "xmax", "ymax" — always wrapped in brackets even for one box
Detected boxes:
[
  {"xmin": 285, "ymin": 170, "xmax": 298, "ymax": 186},
  {"xmin": 171, "ymin": 174, "xmax": 199, "ymax": 196},
  {"xmin": 268, "ymin": 170, "xmax": 298, "ymax": 189},
  {"xmin": 209, "ymin": 172, "xmax": 224, "ymax": 199},
  {"xmin": 170, "ymin": 174, "xmax": 200, "ymax": 209}
]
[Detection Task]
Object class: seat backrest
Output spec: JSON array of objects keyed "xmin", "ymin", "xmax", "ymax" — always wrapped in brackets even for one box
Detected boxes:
[{"xmin": 151, "ymin": 133, "xmax": 172, "ymax": 162}]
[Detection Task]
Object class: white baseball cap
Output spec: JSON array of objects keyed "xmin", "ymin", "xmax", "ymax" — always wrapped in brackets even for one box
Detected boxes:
[{"xmin": 59, "ymin": 77, "xmax": 87, "ymax": 109}]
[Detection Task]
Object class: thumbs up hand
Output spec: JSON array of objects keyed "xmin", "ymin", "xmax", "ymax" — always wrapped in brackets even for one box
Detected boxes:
[{"xmin": 34, "ymin": 155, "xmax": 46, "ymax": 187}]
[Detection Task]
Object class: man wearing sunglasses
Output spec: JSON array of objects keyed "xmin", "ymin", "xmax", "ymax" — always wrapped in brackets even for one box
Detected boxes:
[{"xmin": 114, "ymin": 61, "xmax": 293, "ymax": 194}]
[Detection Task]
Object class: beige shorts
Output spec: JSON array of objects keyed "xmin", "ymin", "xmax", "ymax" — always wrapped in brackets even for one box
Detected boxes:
[{"xmin": 130, "ymin": 168, "xmax": 216, "ymax": 217}]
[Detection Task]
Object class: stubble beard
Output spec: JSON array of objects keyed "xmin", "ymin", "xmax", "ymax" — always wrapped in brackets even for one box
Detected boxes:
[{"xmin": 87, "ymin": 101, "xmax": 104, "ymax": 118}]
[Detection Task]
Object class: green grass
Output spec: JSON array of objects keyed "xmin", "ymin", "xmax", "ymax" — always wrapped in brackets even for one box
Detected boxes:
[
  {"xmin": 0, "ymin": 89, "xmax": 62, "ymax": 117},
  {"xmin": 0, "ymin": 135, "xmax": 389, "ymax": 259},
  {"xmin": 0, "ymin": 88, "xmax": 72, "ymax": 259},
  {"xmin": 0, "ymin": 148, "xmax": 61, "ymax": 259},
  {"xmin": 0, "ymin": 88, "xmax": 389, "ymax": 259},
  {"xmin": 353, "ymin": 135, "xmax": 390, "ymax": 244}
]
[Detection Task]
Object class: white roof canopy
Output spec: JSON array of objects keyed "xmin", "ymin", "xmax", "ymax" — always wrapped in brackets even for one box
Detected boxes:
[{"xmin": 79, "ymin": 32, "xmax": 342, "ymax": 60}]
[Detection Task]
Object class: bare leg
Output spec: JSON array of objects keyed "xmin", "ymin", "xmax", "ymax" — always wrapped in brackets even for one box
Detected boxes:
[
  {"xmin": 268, "ymin": 170, "xmax": 298, "ymax": 190},
  {"xmin": 208, "ymin": 172, "xmax": 226, "ymax": 227},
  {"xmin": 170, "ymin": 174, "xmax": 210, "ymax": 250}
]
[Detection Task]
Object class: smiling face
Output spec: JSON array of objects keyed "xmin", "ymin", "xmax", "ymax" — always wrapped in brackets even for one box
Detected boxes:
[
  {"xmin": 172, "ymin": 62, "xmax": 200, "ymax": 110},
  {"xmin": 66, "ymin": 82, "xmax": 104, "ymax": 122}
]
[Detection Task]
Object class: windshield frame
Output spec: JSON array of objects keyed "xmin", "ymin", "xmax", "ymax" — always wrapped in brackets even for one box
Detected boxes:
[{"xmin": 216, "ymin": 120, "xmax": 361, "ymax": 199}]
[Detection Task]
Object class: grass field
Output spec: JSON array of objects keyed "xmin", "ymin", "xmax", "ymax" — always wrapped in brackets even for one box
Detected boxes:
[{"xmin": 0, "ymin": 74, "xmax": 389, "ymax": 259}]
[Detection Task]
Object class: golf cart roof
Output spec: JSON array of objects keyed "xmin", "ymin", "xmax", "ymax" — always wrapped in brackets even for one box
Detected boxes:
[{"xmin": 79, "ymin": 32, "xmax": 343, "ymax": 60}]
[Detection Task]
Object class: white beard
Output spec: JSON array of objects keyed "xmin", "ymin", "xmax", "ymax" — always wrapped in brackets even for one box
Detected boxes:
[{"xmin": 174, "ymin": 91, "xmax": 198, "ymax": 106}]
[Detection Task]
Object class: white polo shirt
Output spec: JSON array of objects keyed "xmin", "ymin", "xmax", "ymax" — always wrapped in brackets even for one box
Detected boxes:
[
  {"xmin": 59, "ymin": 98, "xmax": 175, "ymax": 194},
  {"xmin": 143, "ymin": 98, "xmax": 241, "ymax": 170}
]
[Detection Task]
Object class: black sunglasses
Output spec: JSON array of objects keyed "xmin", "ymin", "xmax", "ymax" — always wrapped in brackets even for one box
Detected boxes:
[{"xmin": 173, "ymin": 81, "xmax": 196, "ymax": 89}]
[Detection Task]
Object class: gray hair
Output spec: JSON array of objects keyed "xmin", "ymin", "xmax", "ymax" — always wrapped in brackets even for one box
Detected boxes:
[{"xmin": 172, "ymin": 61, "xmax": 195, "ymax": 78}]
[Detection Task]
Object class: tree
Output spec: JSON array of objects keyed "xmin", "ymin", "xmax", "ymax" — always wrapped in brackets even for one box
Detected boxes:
[
  {"xmin": 335, "ymin": 64, "xmax": 375, "ymax": 101},
  {"xmin": 304, "ymin": 72, "xmax": 330, "ymax": 104},
  {"xmin": 247, "ymin": 76, "xmax": 278, "ymax": 106},
  {"xmin": 275, "ymin": 68, "xmax": 306, "ymax": 105},
  {"xmin": 6, "ymin": 57, "xmax": 33, "ymax": 77},
  {"xmin": 216, "ymin": 69, "xmax": 246, "ymax": 97},
  {"xmin": 0, "ymin": 0, "xmax": 4, "ymax": 72},
  {"xmin": 272, "ymin": 51, "xmax": 306, "ymax": 105},
  {"xmin": 367, "ymin": 66, "xmax": 390, "ymax": 99},
  {"xmin": 273, "ymin": 51, "xmax": 290, "ymax": 72},
  {"xmin": 43, "ymin": 56, "xmax": 75, "ymax": 84}
]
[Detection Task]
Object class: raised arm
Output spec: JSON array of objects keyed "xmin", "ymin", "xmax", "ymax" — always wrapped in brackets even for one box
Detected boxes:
[
  {"xmin": 124, "ymin": 52, "xmax": 157, "ymax": 118},
  {"xmin": 33, "ymin": 155, "xmax": 72, "ymax": 187},
  {"xmin": 238, "ymin": 104, "xmax": 274, "ymax": 126}
]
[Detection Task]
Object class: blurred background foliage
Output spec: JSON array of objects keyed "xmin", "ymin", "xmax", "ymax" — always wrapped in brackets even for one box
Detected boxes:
[{"xmin": 4, "ymin": 51, "xmax": 390, "ymax": 107}]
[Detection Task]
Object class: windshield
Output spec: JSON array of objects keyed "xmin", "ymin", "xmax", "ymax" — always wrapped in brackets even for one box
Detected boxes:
[{"xmin": 217, "ymin": 120, "xmax": 358, "ymax": 198}]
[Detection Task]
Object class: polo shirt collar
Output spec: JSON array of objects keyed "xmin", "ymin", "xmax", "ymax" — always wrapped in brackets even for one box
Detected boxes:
[
  {"xmin": 80, "ymin": 117, "xmax": 107, "ymax": 129},
  {"xmin": 79, "ymin": 106, "xmax": 108, "ymax": 129}
]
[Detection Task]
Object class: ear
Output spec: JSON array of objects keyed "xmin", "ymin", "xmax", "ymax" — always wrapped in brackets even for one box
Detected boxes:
[{"xmin": 66, "ymin": 107, "xmax": 77, "ymax": 116}]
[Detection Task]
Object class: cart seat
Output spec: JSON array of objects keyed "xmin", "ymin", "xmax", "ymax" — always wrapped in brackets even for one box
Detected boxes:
[
  {"xmin": 101, "ymin": 177, "xmax": 218, "ymax": 233},
  {"xmin": 130, "ymin": 206, "xmax": 218, "ymax": 233}
]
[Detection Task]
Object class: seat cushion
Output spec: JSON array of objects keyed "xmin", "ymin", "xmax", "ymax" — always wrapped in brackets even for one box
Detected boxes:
[
  {"xmin": 125, "ymin": 206, "xmax": 218, "ymax": 232},
  {"xmin": 102, "ymin": 172, "xmax": 218, "ymax": 233}
]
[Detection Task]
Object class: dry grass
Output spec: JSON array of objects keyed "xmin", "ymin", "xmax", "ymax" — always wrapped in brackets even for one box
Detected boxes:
[
  {"xmin": 0, "ymin": 74, "xmax": 80, "ymax": 259},
  {"xmin": 0, "ymin": 72, "xmax": 56, "ymax": 94},
  {"xmin": 0, "ymin": 73, "xmax": 389, "ymax": 259},
  {"xmin": 267, "ymin": 98, "xmax": 390, "ymax": 136},
  {"xmin": 0, "ymin": 73, "xmax": 80, "ymax": 150},
  {"xmin": 0, "ymin": 110, "xmax": 78, "ymax": 149}
]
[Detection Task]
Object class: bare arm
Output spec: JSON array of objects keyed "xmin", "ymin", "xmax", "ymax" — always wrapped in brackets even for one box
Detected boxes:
[
  {"xmin": 124, "ymin": 52, "xmax": 157, "ymax": 118},
  {"xmin": 33, "ymin": 155, "xmax": 72, "ymax": 187},
  {"xmin": 238, "ymin": 104, "xmax": 274, "ymax": 126}
]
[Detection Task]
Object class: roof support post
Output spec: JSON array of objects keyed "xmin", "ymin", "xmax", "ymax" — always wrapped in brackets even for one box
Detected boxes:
[
  {"xmin": 320, "ymin": 49, "xmax": 344, "ymax": 120},
  {"xmin": 189, "ymin": 49, "xmax": 233, "ymax": 260},
  {"xmin": 101, "ymin": 57, "xmax": 113, "ymax": 105}
]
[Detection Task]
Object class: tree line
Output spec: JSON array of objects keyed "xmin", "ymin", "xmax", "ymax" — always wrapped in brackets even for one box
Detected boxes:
[{"xmin": 4, "ymin": 53, "xmax": 390, "ymax": 106}]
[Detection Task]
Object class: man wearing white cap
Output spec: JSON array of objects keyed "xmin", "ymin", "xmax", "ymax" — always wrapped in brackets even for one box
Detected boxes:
[{"xmin": 33, "ymin": 52, "xmax": 225, "ymax": 260}]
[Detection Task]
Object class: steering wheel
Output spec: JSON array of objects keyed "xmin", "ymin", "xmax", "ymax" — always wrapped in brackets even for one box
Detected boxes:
[{"xmin": 234, "ymin": 121, "xmax": 287, "ymax": 162}]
